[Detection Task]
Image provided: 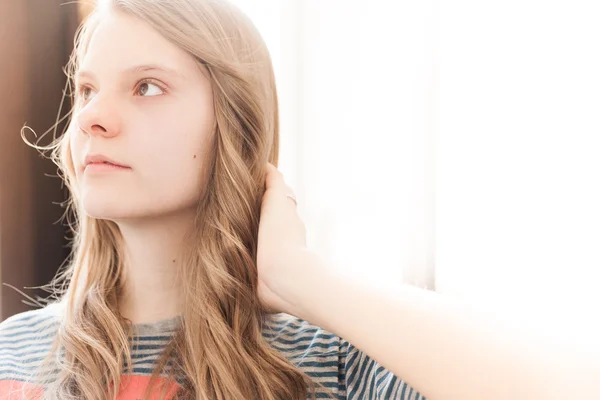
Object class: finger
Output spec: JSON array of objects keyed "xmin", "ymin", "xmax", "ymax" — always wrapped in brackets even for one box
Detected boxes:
[
  {"xmin": 264, "ymin": 164, "xmax": 299, "ymax": 212},
  {"xmin": 265, "ymin": 162, "xmax": 287, "ymax": 191}
]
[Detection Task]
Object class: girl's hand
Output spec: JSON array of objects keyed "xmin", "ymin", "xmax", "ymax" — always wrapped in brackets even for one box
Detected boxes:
[{"xmin": 256, "ymin": 163, "xmax": 317, "ymax": 315}]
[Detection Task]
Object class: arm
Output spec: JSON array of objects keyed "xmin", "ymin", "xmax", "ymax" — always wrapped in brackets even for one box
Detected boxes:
[
  {"xmin": 257, "ymin": 163, "xmax": 599, "ymax": 400},
  {"xmin": 278, "ymin": 256, "xmax": 599, "ymax": 400}
]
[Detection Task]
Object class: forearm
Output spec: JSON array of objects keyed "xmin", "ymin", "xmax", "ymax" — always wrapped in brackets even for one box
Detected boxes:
[{"xmin": 282, "ymin": 258, "xmax": 599, "ymax": 400}]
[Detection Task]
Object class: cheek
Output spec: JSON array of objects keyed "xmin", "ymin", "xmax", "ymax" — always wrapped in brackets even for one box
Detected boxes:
[
  {"xmin": 69, "ymin": 129, "xmax": 80, "ymax": 154},
  {"xmin": 130, "ymin": 107, "xmax": 214, "ymax": 184},
  {"xmin": 149, "ymin": 113, "xmax": 213, "ymax": 160},
  {"xmin": 164, "ymin": 138, "xmax": 209, "ymax": 184},
  {"xmin": 68, "ymin": 132, "xmax": 83, "ymax": 175},
  {"xmin": 163, "ymin": 136, "xmax": 213, "ymax": 199},
  {"xmin": 137, "ymin": 129, "xmax": 205, "ymax": 185}
]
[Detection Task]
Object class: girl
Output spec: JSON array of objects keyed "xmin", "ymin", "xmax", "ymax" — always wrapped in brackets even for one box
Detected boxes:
[{"xmin": 0, "ymin": 0, "xmax": 596, "ymax": 399}]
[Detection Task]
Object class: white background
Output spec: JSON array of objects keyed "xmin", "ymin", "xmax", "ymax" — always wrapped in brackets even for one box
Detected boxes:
[{"xmin": 233, "ymin": 0, "xmax": 600, "ymax": 334}]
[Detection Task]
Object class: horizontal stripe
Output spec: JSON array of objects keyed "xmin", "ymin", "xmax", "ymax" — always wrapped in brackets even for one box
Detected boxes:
[{"xmin": 0, "ymin": 304, "xmax": 426, "ymax": 399}]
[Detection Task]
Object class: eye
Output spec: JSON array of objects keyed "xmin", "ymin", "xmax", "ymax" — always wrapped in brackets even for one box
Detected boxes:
[
  {"xmin": 78, "ymin": 85, "xmax": 97, "ymax": 102},
  {"xmin": 135, "ymin": 80, "xmax": 165, "ymax": 97}
]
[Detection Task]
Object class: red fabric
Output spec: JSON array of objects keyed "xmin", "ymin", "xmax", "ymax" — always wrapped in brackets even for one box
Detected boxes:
[{"xmin": 0, "ymin": 375, "xmax": 181, "ymax": 399}]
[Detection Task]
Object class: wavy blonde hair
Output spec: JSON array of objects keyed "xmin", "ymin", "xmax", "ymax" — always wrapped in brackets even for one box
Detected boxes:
[{"xmin": 22, "ymin": 0, "xmax": 331, "ymax": 399}]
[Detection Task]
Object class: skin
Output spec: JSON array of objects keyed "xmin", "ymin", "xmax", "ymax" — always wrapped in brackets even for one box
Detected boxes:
[
  {"xmin": 71, "ymin": 9, "xmax": 214, "ymax": 323},
  {"xmin": 70, "ymin": 8, "xmax": 599, "ymax": 400},
  {"xmin": 259, "ymin": 164, "xmax": 600, "ymax": 400}
]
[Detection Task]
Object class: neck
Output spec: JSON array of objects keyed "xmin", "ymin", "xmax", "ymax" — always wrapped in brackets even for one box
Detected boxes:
[{"xmin": 116, "ymin": 208, "xmax": 195, "ymax": 325}]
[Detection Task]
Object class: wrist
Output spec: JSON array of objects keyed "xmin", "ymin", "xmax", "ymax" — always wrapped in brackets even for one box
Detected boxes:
[{"xmin": 270, "ymin": 249, "xmax": 328, "ymax": 319}]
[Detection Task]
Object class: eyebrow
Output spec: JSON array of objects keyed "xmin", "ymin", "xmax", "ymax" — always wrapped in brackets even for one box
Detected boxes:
[{"xmin": 76, "ymin": 64, "xmax": 186, "ymax": 83}]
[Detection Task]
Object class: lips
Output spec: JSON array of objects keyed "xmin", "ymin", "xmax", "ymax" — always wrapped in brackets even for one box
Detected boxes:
[{"xmin": 83, "ymin": 154, "xmax": 131, "ymax": 169}]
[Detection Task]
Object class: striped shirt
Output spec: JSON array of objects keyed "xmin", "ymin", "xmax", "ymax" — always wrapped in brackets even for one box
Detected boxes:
[{"xmin": 0, "ymin": 303, "xmax": 426, "ymax": 399}]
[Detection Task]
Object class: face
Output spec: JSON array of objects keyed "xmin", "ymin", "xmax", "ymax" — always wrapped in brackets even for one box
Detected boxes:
[{"xmin": 70, "ymin": 9, "xmax": 215, "ymax": 221}]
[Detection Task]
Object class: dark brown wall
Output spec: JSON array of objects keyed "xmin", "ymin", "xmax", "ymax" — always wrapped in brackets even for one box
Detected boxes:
[{"xmin": 0, "ymin": 1, "xmax": 79, "ymax": 320}]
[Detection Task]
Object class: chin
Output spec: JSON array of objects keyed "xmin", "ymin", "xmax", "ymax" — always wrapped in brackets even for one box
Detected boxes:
[
  {"xmin": 81, "ymin": 195, "xmax": 143, "ymax": 221},
  {"xmin": 78, "ymin": 183, "xmax": 201, "ymax": 222},
  {"xmin": 82, "ymin": 204, "xmax": 132, "ymax": 221},
  {"xmin": 81, "ymin": 197, "xmax": 194, "ymax": 223}
]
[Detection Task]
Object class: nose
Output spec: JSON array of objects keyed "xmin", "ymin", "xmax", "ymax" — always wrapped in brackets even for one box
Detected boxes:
[{"xmin": 75, "ymin": 94, "xmax": 121, "ymax": 139}]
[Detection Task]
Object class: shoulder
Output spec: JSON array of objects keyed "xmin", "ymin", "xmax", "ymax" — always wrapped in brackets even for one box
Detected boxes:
[
  {"xmin": 262, "ymin": 312, "xmax": 343, "ymax": 357},
  {"xmin": 0, "ymin": 301, "xmax": 62, "ymax": 335},
  {"xmin": 262, "ymin": 313, "xmax": 427, "ymax": 400},
  {"xmin": 0, "ymin": 302, "xmax": 62, "ymax": 382},
  {"xmin": 262, "ymin": 313, "xmax": 345, "ymax": 397}
]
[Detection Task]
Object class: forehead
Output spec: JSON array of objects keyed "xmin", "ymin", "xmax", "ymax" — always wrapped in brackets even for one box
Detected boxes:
[{"xmin": 78, "ymin": 9, "xmax": 199, "ymax": 79}]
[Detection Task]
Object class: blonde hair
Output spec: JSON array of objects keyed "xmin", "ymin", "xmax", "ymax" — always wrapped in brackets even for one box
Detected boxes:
[{"xmin": 22, "ymin": 0, "xmax": 332, "ymax": 398}]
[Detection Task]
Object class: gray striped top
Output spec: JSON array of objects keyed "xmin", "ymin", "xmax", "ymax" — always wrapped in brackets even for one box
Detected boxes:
[{"xmin": 0, "ymin": 303, "xmax": 425, "ymax": 399}]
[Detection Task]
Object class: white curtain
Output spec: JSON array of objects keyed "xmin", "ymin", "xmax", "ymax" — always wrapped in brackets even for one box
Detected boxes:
[
  {"xmin": 236, "ymin": 0, "xmax": 437, "ymax": 289},
  {"xmin": 435, "ymin": 0, "xmax": 600, "ymax": 334},
  {"xmin": 234, "ymin": 0, "xmax": 600, "ymax": 331}
]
